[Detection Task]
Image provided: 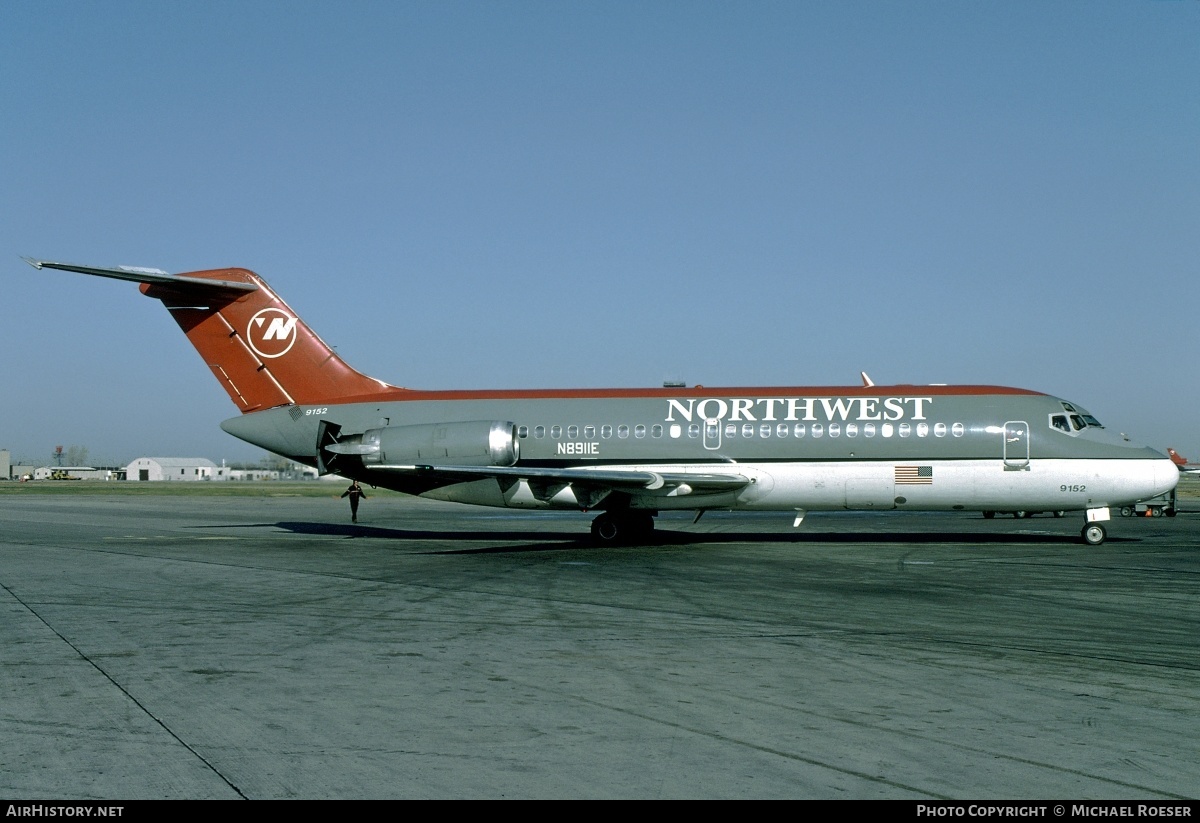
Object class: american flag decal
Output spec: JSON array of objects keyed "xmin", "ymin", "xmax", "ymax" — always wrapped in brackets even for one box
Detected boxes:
[{"xmin": 895, "ymin": 465, "xmax": 933, "ymax": 485}]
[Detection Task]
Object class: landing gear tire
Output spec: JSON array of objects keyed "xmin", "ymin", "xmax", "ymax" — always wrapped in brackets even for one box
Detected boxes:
[
  {"xmin": 982, "ymin": 511, "xmax": 995, "ymax": 519},
  {"xmin": 1053, "ymin": 511, "xmax": 1065, "ymax": 518},
  {"xmin": 591, "ymin": 514, "xmax": 622, "ymax": 543},
  {"xmin": 1120, "ymin": 506, "xmax": 1133, "ymax": 518},
  {"xmin": 590, "ymin": 511, "xmax": 655, "ymax": 545},
  {"xmin": 1013, "ymin": 511, "xmax": 1027, "ymax": 519},
  {"xmin": 1081, "ymin": 523, "xmax": 1107, "ymax": 546},
  {"xmin": 1151, "ymin": 507, "xmax": 1163, "ymax": 518}
]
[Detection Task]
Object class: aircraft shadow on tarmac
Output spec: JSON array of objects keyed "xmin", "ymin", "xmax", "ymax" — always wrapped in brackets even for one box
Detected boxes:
[{"xmin": 202, "ymin": 521, "xmax": 1134, "ymax": 554}]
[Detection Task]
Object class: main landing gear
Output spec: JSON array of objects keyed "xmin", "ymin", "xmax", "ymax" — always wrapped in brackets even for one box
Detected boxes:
[{"xmin": 590, "ymin": 511, "xmax": 656, "ymax": 545}]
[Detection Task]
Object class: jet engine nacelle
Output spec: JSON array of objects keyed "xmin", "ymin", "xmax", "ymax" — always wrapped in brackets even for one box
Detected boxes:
[{"xmin": 355, "ymin": 420, "xmax": 519, "ymax": 467}]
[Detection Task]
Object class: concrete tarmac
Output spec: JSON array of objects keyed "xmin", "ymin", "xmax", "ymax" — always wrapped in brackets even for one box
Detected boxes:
[{"xmin": 1, "ymin": 491, "xmax": 1198, "ymax": 799}]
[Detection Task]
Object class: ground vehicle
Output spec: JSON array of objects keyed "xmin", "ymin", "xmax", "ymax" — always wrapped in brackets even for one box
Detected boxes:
[
  {"xmin": 1119, "ymin": 488, "xmax": 1176, "ymax": 518},
  {"xmin": 983, "ymin": 510, "xmax": 1066, "ymax": 519}
]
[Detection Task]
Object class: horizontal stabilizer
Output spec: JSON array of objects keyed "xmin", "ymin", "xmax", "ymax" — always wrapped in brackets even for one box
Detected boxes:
[{"xmin": 23, "ymin": 258, "xmax": 257, "ymax": 298}]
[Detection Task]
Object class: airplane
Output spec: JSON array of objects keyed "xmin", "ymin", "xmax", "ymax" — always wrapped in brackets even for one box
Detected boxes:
[
  {"xmin": 1167, "ymin": 449, "xmax": 1200, "ymax": 475},
  {"xmin": 23, "ymin": 258, "xmax": 1179, "ymax": 546}
]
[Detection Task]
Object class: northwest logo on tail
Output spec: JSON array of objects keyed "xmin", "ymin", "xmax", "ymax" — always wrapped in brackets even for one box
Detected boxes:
[{"xmin": 247, "ymin": 308, "xmax": 298, "ymax": 359}]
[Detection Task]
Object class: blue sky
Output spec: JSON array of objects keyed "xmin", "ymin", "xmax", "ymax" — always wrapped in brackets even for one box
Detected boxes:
[{"xmin": 3, "ymin": 1, "xmax": 1198, "ymax": 466}]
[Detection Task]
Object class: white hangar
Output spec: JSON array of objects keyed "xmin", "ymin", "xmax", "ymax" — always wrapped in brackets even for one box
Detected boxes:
[{"xmin": 126, "ymin": 457, "xmax": 223, "ymax": 482}]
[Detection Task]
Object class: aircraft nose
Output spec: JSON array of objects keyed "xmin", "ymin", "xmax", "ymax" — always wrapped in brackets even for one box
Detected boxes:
[{"xmin": 1156, "ymin": 458, "xmax": 1181, "ymax": 496}]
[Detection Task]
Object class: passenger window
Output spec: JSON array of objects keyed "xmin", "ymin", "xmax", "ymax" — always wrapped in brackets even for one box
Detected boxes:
[
  {"xmin": 618, "ymin": 425, "xmax": 630, "ymax": 439},
  {"xmin": 881, "ymin": 423, "xmax": 894, "ymax": 437},
  {"xmin": 760, "ymin": 423, "xmax": 772, "ymax": 438},
  {"xmin": 725, "ymin": 423, "xmax": 737, "ymax": 438},
  {"xmin": 601, "ymin": 425, "xmax": 613, "ymax": 439},
  {"xmin": 688, "ymin": 424, "xmax": 700, "ymax": 438},
  {"xmin": 934, "ymin": 423, "xmax": 946, "ymax": 437},
  {"xmin": 916, "ymin": 423, "xmax": 929, "ymax": 438},
  {"xmin": 777, "ymin": 423, "xmax": 789, "ymax": 438},
  {"xmin": 567, "ymin": 425, "xmax": 579, "ymax": 439},
  {"xmin": 584, "ymin": 425, "xmax": 596, "ymax": 439},
  {"xmin": 652, "ymin": 424, "xmax": 663, "ymax": 438},
  {"xmin": 518, "ymin": 425, "xmax": 529, "ymax": 438},
  {"xmin": 534, "ymin": 426, "xmax": 545, "ymax": 439},
  {"xmin": 669, "ymin": 424, "xmax": 682, "ymax": 438},
  {"xmin": 551, "ymin": 425, "xmax": 562, "ymax": 439},
  {"xmin": 743, "ymin": 423, "xmax": 755, "ymax": 438},
  {"xmin": 634, "ymin": 424, "xmax": 646, "ymax": 438},
  {"xmin": 899, "ymin": 423, "xmax": 911, "ymax": 438},
  {"xmin": 845, "ymin": 423, "xmax": 858, "ymax": 437},
  {"xmin": 864, "ymin": 423, "xmax": 875, "ymax": 437},
  {"xmin": 794, "ymin": 423, "xmax": 806, "ymax": 438},
  {"xmin": 812, "ymin": 424, "xmax": 824, "ymax": 438},
  {"xmin": 952, "ymin": 423, "xmax": 964, "ymax": 437},
  {"xmin": 828, "ymin": 423, "xmax": 840, "ymax": 438}
]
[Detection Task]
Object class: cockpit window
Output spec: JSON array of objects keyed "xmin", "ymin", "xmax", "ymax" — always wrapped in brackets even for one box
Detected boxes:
[{"xmin": 1054, "ymin": 406, "xmax": 1104, "ymax": 435}]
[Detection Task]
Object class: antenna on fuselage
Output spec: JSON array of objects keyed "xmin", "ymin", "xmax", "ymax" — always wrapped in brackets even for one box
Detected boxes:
[{"xmin": 860, "ymin": 371, "xmax": 875, "ymax": 388}]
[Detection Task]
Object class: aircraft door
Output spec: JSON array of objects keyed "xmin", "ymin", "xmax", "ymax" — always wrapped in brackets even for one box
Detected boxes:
[
  {"xmin": 844, "ymin": 467, "xmax": 896, "ymax": 509},
  {"xmin": 1003, "ymin": 420, "xmax": 1030, "ymax": 470},
  {"xmin": 703, "ymin": 417, "xmax": 722, "ymax": 450}
]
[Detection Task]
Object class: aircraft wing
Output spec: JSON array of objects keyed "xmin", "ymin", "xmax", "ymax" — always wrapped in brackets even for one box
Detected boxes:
[{"xmin": 369, "ymin": 463, "xmax": 751, "ymax": 505}]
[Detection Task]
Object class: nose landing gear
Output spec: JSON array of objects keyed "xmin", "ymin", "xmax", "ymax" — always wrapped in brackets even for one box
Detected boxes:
[{"xmin": 1080, "ymin": 507, "xmax": 1111, "ymax": 545}]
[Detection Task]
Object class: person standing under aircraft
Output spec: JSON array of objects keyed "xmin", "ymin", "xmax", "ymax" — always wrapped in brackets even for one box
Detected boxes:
[{"xmin": 341, "ymin": 480, "xmax": 367, "ymax": 523}]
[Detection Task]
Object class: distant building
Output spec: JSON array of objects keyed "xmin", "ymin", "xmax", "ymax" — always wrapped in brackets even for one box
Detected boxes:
[
  {"xmin": 126, "ymin": 457, "xmax": 223, "ymax": 482},
  {"xmin": 228, "ymin": 462, "xmax": 319, "ymax": 481},
  {"xmin": 32, "ymin": 466, "xmax": 119, "ymax": 481},
  {"xmin": 226, "ymin": 468, "xmax": 279, "ymax": 481},
  {"xmin": 287, "ymin": 463, "xmax": 320, "ymax": 480},
  {"xmin": 1, "ymin": 449, "xmax": 9, "ymax": 480}
]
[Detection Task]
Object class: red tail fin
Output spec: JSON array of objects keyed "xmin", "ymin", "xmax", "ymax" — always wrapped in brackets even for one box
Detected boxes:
[
  {"xmin": 25, "ymin": 259, "xmax": 395, "ymax": 412},
  {"xmin": 141, "ymin": 267, "xmax": 395, "ymax": 411},
  {"xmin": 1168, "ymin": 448, "xmax": 1187, "ymax": 468}
]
